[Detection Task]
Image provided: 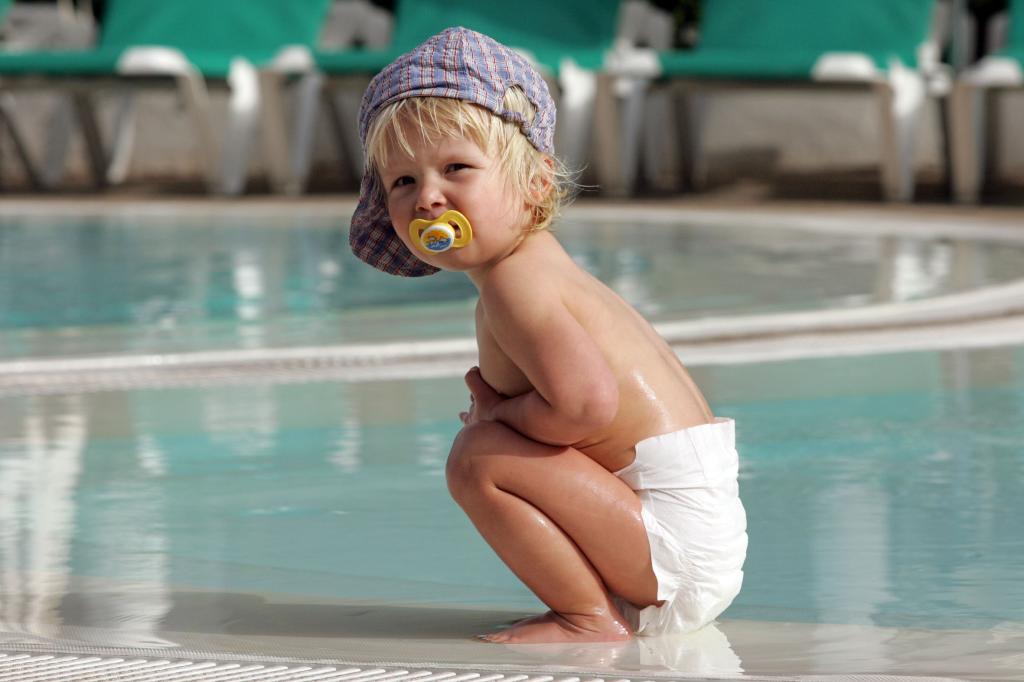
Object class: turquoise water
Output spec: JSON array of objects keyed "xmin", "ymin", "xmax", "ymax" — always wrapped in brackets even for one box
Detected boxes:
[
  {"xmin": 4, "ymin": 212, "xmax": 1024, "ymax": 358},
  {"xmin": 1, "ymin": 345, "xmax": 1021, "ymax": 633}
]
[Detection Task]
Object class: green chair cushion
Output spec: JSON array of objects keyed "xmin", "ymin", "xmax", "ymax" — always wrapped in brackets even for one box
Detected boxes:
[
  {"xmin": 99, "ymin": 0, "xmax": 330, "ymax": 56},
  {"xmin": 314, "ymin": 49, "xmax": 402, "ymax": 75},
  {"xmin": 698, "ymin": 0, "xmax": 933, "ymax": 54},
  {"xmin": 656, "ymin": 0, "xmax": 933, "ymax": 81},
  {"xmin": 526, "ymin": 47, "xmax": 608, "ymax": 74},
  {"xmin": 391, "ymin": 0, "xmax": 618, "ymax": 50},
  {"xmin": 314, "ymin": 45, "xmax": 603, "ymax": 79},
  {"xmin": 1009, "ymin": 0, "xmax": 1024, "ymax": 51},
  {"xmin": 183, "ymin": 50, "xmax": 279, "ymax": 78},
  {"xmin": 0, "ymin": 49, "xmax": 123, "ymax": 76},
  {"xmin": 0, "ymin": 48, "xmax": 288, "ymax": 79},
  {"xmin": 0, "ymin": 0, "xmax": 330, "ymax": 79},
  {"xmin": 314, "ymin": 0, "xmax": 619, "ymax": 78},
  {"xmin": 658, "ymin": 48, "xmax": 916, "ymax": 81},
  {"xmin": 995, "ymin": 47, "xmax": 1024, "ymax": 64}
]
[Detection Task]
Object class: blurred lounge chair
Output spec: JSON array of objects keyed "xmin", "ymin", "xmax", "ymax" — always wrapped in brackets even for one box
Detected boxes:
[
  {"xmin": 0, "ymin": 0, "xmax": 40, "ymax": 187},
  {"xmin": 269, "ymin": 0, "xmax": 622, "ymax": 195},
  {"xmin": 601, "ymin": 0, "xmax": 947, "ymax": 201},
  {"xmin": 950, "ymin": 0, "xmax": 1023, "ymax": 203},
  {"xmin": 0, "ymin": 0, "xmax": 12, "ymax": 38},
  {"xmin": 0, "ymin": 0, "xmax": 330, "ymax": 194},
  {"xmin": 0, "ymin": 0, "xmax": 10, "ymax": 38}
]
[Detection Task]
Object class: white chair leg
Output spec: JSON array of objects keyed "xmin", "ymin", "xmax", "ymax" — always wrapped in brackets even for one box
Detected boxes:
[
  {"xmin": 555, "ymin": 59, "xmax": 597, "ymax": 177},
  {"xmin": 0, "ymin": 94, "xmax": 43, "ymax": 188},
  {"xmin": 359, "ymin": 0, "xmax": 394, "ymax": 47},
  {"xmin": 175, "ymin": 70, "xmax": 219, "ymax": 193},
  {"xmin": 949, "ymin": 80, "xmax": 986, "ymax": 203},
  {"xmin": 617, "ymin": 76, "xmax": 646, "ymax": 194},
  {"xmin": 333, "ymin": 87, "xmax": 365, "ymax": 182},
  {"xmin": 318, "ymin": 86, "xmax": 352, "ymax": 187},
  {"xmin": 876, "ymin": 82, "xmax": 902, "ymax": 200},
  {"xmin": 39, "ymin": 95, "xmax": 75, "ymax": 187},
  {"xmin": 982, "ymin": 88, "xmax": 1002, "ymax": 184},
  {"xmin": 70, "ymin": 90, "xmax": 108, "ymax": 188},
  {"xmin": 105, "ymin": 91, "xmax": 136, "ymax": 185},
  {"xmin": 258, "ymin": 69, "xmax": 293, "ymax": 194},
  {"xmin": 676, "ymin": 87, "xmax": 708, "ymax": 191},
  {"xmin": 286, "ymin": 71, "xmax": 324, "ymax": 195},
  {"xmin": 220, "ymin": 57, "xmax": 261, "ymax": 195},
  {"xmin": 877, "ymin": 61, "xmax": 926, "ymax": 202},
  {"xmin": 590, "ymin": 72, "xmax": 620, "ymax": 194},
  {"xmin": 591, "ymin": 71, "xmax": 645, "ymax": 196},
  {"xmin": 641, "ymin": 86, "xmax": 680, "ymax": 192}
]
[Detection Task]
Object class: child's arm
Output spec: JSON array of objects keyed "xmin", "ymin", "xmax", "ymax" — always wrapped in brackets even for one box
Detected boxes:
[{"xmin": 476, "ymin": 272, "xmax": 619, "ymax": 446}]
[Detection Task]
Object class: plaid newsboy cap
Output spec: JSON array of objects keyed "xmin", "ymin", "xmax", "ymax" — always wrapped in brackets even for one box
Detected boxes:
[{"xmin": 349, "ymin": 26, "xmax": 557, "ymax": 277}]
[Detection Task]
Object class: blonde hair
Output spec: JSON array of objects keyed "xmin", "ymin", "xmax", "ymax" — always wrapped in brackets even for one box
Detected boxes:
[{"xmin": 364, "ymin": 88, "xmax": 575, "ymax": 233}]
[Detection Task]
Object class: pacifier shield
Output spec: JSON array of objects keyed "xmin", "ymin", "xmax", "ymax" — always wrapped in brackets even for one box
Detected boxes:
[{"xmin": 409, "ymin": 210, "xmax": 473, "ymax": 255}]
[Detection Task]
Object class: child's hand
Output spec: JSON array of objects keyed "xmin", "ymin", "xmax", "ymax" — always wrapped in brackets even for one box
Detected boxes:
[{"xmin": 461, "ymin": 366, "xmax": 502, "ymax": 424}]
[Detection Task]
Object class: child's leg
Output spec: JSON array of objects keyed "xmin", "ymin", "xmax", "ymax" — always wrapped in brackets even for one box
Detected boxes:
[{"xmin": 446, "ymin": 420, "xmax": 661, "ymax": 643}]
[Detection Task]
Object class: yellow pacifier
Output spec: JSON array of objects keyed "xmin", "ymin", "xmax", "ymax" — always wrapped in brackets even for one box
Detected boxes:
[{"xmin": 408, "ymin": 210, "xmax": 473, "ymax": 255}]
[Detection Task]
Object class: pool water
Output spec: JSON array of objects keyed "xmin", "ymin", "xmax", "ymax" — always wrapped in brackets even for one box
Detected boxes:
[
  {"xmin": 3, "ymin": 211, "xmax": 1024, "ymax": 359},
  {"xmin": 1, "ymin": 345, "xmax": 1021, "ymax": 645},
  {"xmin": 3, "ymin": 206, "xmax": 1023, "ymax": 677}
]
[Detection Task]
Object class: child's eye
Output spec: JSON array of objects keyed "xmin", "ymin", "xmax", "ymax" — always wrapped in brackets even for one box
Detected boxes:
[
  {"xmin": 446, "ymin": 163, "xmax": 469, "ymax": 173},
  {"xmin": 392, "ymin": 176, "xmax": 414, "ymax": 188}
]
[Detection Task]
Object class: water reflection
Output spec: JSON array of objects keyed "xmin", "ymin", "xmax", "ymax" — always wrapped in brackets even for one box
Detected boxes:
[
  {"xmin": 873, "ymin": 237, "xmax": 1006, "ymax": 303},
  {"xmin": 4, "ymin": 214, "xmax": 1024, "ymax": 359},
  {"xmin": 493, "ymin": 624, "xmax": 742, "ymax": 675},
  {"xmin": 0, "ymin": 395, "xmax": 84, "ymax": 638},
  {"xmin": 329, "ymin": 414, "xmax": 362, "ymax": 474},
  {"xmin": 0, "ymin": 213, "xmax": 471, "ymax": 359},
  {"xmin": 201, "ymin": 385, "xmax": 277, "ymax": 458}
]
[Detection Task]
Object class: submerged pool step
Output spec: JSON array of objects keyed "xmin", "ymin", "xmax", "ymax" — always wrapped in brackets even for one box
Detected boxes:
[{"xmin": 3, "ymin": 280, "xmax": 1024, "ymax": 397}]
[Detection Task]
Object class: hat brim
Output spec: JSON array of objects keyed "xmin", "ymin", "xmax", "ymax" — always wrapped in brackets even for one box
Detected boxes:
[{"xmin": 349, "ymin": 171, "xmax": 440, "ymax": 278}]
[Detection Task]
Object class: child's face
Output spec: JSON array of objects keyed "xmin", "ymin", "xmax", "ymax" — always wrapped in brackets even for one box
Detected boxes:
[{"xmin": 379, "ymin": 127, "xmax": 532, "ymax": 276}]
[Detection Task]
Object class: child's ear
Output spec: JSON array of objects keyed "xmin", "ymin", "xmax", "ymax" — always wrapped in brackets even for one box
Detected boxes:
[{"xmin": 528, "ymin": 156, "xmax": 555, "ymax": 202}]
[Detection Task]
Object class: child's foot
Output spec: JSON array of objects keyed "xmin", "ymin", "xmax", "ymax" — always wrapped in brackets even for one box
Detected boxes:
[{"xmin": 478, "ymin": 610, "xmax": 632, "ymax": 644}]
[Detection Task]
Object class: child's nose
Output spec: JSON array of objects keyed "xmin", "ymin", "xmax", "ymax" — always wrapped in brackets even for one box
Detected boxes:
[{"xmin": 415, "ymin": 179, "xmax": 446, "ymax": 215}]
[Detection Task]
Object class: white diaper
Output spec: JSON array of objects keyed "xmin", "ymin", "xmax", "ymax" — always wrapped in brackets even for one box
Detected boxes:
[{"xmin": 612, "ymin": 417, "xmax": 748, "ymax": 636}]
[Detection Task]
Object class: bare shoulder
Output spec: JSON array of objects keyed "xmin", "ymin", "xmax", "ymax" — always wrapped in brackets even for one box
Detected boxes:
[{"xmin": 479, "ymin": 250, "xmax": 562, "ymax": 318}]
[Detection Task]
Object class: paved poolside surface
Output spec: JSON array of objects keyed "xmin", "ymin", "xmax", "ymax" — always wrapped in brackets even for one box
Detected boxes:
[{"xmin": 2, "ymin": 582, "xmax": 1020, "ymax": 680}]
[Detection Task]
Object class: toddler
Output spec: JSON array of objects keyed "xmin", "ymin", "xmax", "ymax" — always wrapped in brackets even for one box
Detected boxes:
[{"xmin": 350, "ymin": 27, "xmax": 747, "ymax": 644}]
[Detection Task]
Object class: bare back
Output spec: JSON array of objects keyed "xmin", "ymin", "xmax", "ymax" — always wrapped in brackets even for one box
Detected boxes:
[{"xmin": 475, "ymin": 231, "xmax": 713, "ymax": 472}]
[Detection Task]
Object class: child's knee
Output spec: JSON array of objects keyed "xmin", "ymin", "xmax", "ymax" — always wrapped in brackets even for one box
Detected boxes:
[{"xmin": 446, "ymin": 421, "xmax": 508, "ymax": 499}]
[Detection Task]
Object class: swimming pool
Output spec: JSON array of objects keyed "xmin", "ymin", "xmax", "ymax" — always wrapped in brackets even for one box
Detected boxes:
[
  {"xmin": 1, "ymin": 344, "xmax": 1022, "ymax": 677},
  {"xmin": 3, "ymin": 207, "xmax": 1024, "ymax": 359},
  {"xmin": 1, "ymin": 204, "xmax": 1023, "ymax": 680}
]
